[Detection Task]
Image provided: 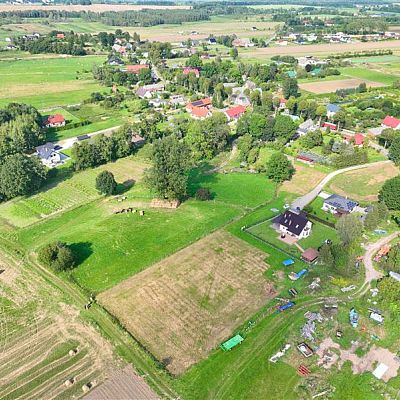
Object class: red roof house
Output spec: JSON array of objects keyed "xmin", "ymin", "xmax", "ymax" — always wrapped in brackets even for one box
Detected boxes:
[
  {"xmin": 56, "ymin": 33, "xmax": 65, "ymax": 39},
  {"xmin": 323, "ymin": 122, "xmax": 337, "ymax": 131},
  {"xmin": 44, "ymin": 114, "xmax": 65, "ymax": 128},
  {"xmin": 343, "ymin": 133, "xmax": 365, "ymax": 146},
  {"xmin": 186, "ymin": 98, "xmax": 212, "ymax": 111},
  {"xmin": 190, "ymin": 106, "xmax": 211, "ymax": 120},
  {"xmin": 224, "ymin": 105, "xmax": 246, "ymax": 121},
  {"xmin": 279, "ymin": 98, "xmax": 287, "ymax": 109},
  {"xmin": 382, "ymin": 115, "xmax": 400, "ymax": 129},
  {"xmin": 183, "ymin": 67, "xmax": 200, "ymax": 78},
  {"xmin": 126, "ymin": 64, "xmax": 150, "ymax": 74}
]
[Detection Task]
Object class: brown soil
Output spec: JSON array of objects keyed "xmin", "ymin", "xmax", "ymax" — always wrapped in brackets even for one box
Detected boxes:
[
  {"xmin": 299, "ymin": 79, "xmax": 384, "ymax": 94},
  {"xmin": 99, "ymin": 230, "xmax": 276, "ymax": 375}
]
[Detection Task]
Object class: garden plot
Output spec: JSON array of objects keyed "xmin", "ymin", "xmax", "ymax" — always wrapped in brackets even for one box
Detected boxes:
[{"xmin": 99, "ymin": 230, "xmax": 276, "ymax": 375}]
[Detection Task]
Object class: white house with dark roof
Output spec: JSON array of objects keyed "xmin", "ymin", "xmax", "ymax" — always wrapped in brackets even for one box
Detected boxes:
[
  {"xmin": 322, "ymin": 194, "xmax": 358, "ymax": 215},
  {"xmin": 36, "ymin": 142, "xmax": 68, "ymax": 168},
  {"xmin": 276, "ymin": 210, "xmax": 312, "ymax": 240}
]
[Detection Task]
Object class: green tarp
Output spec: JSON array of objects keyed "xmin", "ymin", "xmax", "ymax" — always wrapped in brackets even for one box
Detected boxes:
[{"xmin": 220, "ymin": 334, "xmax": 244, "ymax": 351}]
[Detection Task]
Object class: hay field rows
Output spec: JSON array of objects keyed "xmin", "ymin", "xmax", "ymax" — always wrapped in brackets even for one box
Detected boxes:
[
  {"xmin": 0, "ymin": 157, "xmax": 147, "ymax": 228},
  {"xmin": 100, "ymin": 230, "xmax": 276, "ymax": 375},
  {"xmin": 0, "ymin": 246, "xmax": 115, "ymax": 399}
]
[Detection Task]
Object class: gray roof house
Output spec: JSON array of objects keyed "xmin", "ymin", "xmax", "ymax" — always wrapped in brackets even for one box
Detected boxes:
[
  {"xmin": 36, "ymin": 142, "xmax": 68, "ymax": 168},
  {"xmin": 297, "ymin": 119, "xmax": 316, "ymax": 137},
  {"xmin": 326, "ymin": 103, "xmax": 340, "ymax": 118},
  {"xmin": 322, "ymin": 194, "xmax": 358, "ymax": 215}
]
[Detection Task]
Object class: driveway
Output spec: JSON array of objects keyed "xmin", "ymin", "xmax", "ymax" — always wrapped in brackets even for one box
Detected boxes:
[
  {"xmin": 57, "ymin": 125, "xmax": 121, "ymax": 150},
  {"xmin": 291, "ymin": 160, "xmax": 392, "ymax": 210},
  {"xmin": 363, "ymin": 231, "xmax": 399, "ymax": 285}
]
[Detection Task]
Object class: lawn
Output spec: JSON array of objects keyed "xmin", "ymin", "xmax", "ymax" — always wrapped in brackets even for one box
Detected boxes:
[
  {"xmin": 327, "ymin": 162, "xmax": 399, "ymax": 203},
  {"xmin": 340, "ymin": 67, "xmax": 399, "ymax": 85},
  {"xmin": 0, "ymin": 55, "xmax": 106, "ymax": 108},
  {"xmin": 12, "ymin": 169, "xmax": 276, "ymax": 292}
]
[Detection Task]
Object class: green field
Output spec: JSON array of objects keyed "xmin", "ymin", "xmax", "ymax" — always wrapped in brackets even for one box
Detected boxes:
[
  {"xmin": 0, "ymin": 55, "xmax": 106, "ymax": 108},
  {"xmin": 11, "ymin": 166, "xmax": 276, "ymax": 292},
  {"xmin": 340, "ymin": 67, "xmax": 399, "ymax": 85}
]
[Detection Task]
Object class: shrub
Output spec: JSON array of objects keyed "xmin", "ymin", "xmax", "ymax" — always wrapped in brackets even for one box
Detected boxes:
[
  {"xmin": 96, "ymin": 170, "xmax": 117, "ymax": 195},
  {"xmin": 195, "ymin": 188, "xmax": 211, "ymax": 201}
]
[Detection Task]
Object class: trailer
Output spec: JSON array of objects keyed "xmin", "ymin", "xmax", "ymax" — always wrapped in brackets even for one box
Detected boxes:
[{"xmin": 277, "ymin": 302, "xmax": 295, "ymax": 313}]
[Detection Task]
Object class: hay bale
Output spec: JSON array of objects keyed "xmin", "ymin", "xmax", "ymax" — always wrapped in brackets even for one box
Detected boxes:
[
  {"xmin": 139, "ymin": 210, "xmax": 144, "ymax": 216},
  {"xmin": 69, "ymin": 349, "xmax": 78, "ymax": 356},
  {"xmin": 64, "ymin": 378, "xmax": 74, "ymax": 387},
  {"xmin": 82, "ymin": 384, "xmax": 91, "ymax": 393}
]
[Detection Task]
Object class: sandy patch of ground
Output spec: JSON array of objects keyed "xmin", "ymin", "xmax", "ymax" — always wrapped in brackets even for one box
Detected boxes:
[
  {"xmin": 281, "ymin": 164, "xmax": 327, "ymax": 196},
  {"xmin": 299, "ymin": 79, "xmax": 384, "ymax": 94},
  {"xmin": 317, "ymin": 338, "xmax": 400, "ymax": 382},
  {"xmin": 99, "ymin": 230, "xmax": 276, "ymax": 375}
]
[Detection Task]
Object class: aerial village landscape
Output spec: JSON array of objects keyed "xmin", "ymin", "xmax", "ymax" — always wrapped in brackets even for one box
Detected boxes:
[{"xmin": 0, "ymin": 0, "xmax": 400, "ymax": 399}]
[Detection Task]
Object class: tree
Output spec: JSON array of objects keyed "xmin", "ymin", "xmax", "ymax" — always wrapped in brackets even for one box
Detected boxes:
[
  {"xmin": 282, "ymin": 77, "xmax": 299, "ymax": 99},
  {"xmin": 389, "ymin": 136, "xmax": 400, "ymax": 166},
  {"xmin": 335, "ymin": 214, "xmax": 363, "ymax": 246},
  {"xmin": 273, "ymin": 115, "xmax": 296, "ymax": 142},
  {"xmin": 266, "ymin": 152, "xmax": 295, "ymax": 183},
  {"xmin": 145, "ymin": 136, "xmax": 192, "ymax": 201},
  {"xmin": 319, "ymin": 244, "xmax": 335, "ymax": 268},
  {"xmin": 364, "ymin": 202, "xmax": 389, "ymax": 230},
  {"xmin": 0, "ymin": 154, "xmax": 47, "ymax": 200},
  {"xmin": 96, "ymin": 171, "xmax": 117, "ymax": 195},
  {"xmin": 377, "ymin": 277, "xmax": 400, "ymax": 314},
  {"xmin": 230, "ymin": 47, "xmax": 238, "ymax": 60},
  {"xmin": 379, "ymin": 175, "xmax": 400, "ymax": 210},
  {"xmin": 38, "ymin": 241, "xmax": 76, "ymax": 272},
  {"xmin": 195, "ymin": 188, "xmax": 211, "ymax": 201},
  {"xmin": 299, "ymin": 129, "xmax": 323, "ymax": 149}
]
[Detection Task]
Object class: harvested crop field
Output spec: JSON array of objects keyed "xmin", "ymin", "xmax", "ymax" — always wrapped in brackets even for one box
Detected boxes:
[
  {"xmin": 0, "ymin": 246, "xmax": 115, "ymax": 399},
  {"xmin": 241, "ymin": 39, "xmax": 400, "ymax": 58},
  {"xmin": 99, "ymin": 230, "xmax": 275, "ymax": 375},
  {"xmin": 299, "ymin": 78, "xmax": 384, "ymax": 94},
  {"xmin": 85, "ymin": 365, "xmax": 158, "ymax": 400}
]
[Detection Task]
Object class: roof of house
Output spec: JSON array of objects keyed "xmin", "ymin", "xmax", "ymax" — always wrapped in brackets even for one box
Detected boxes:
[
  {"xmin": 277, "ymin": 210, "xmax": 310, "ymax": 236},
  {"xmin": 183, "ymin": 67, "xmax": 200, "ymax": 76},
  {"xmin": 382, "ymin": 115, "xmax": 400, "ymax": 128},
  {"xmin": 301, "ymin": 248, "xmax": 319, "ymax": 262},
  {"xmin": 126, "ymin": 64, "xmax": 149, "ymax": 74},
  {"xmin": 46, "ymin": 114, "xmax": 65, "ymax": 124},
  {"xmin": 190, "ymin": 106, "xmax": 210, "ymax": 118},
  {"xmin": 225, "ymin": 105, "xmax": 246, "ymax": 119},
  {"xmin": 327, "ymin": 103, "xmax": 340, "ymax": 113},
  {"xmin": 324, "ymin": 194, "xmax": 358, "ymax": 212},
  {"xmin": 298, "ymin": 118, "xmax": 315, "ymax": 131},
  {"xmin": 187, "ymin": 98, "xmax": 211, "ymax": 109},
  {"xmin": 36, "ymin": 142, "xmax": 56, "ymax": 159}
]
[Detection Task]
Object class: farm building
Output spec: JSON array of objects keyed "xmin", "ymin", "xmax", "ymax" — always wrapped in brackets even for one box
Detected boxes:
[
  {"xmin": 322, "ymin": 194, "xmax": 358, "ymax": 215},
  {"xmin": 131, "ymin": 134, "xmax": 146, "ymax": 147},
  {"xmin": 275, "ymin": 210, "xmax": 312, "ymax": 240},
  {"xmin": 43, "ymin": 114, "xmax": 65, "ymax": 128}
]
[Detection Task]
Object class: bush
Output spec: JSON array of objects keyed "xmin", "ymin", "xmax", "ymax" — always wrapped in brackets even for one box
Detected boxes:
[
  {"xmin": 38, "ymin": 241, "xmax": 76, "ymax": 272},
  {"xmin": 195, "ymin": 188, "xmax": 211, "ymax": 201}
]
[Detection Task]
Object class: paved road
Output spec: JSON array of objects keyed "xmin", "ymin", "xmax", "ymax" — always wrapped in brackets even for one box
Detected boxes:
[
  {"xmin": 291, "ymin": 160, "xmax": 392, "ymax": 211},
  {"xmin": 363, "ymin": 231, "xmax": 399, "ymax": 284},
  {"xmin": 57, "ymin": 125, "xmax": 121, "ymax": 150}
]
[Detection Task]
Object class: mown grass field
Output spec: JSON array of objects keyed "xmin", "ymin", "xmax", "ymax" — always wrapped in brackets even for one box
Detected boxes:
[
  {"xmin": 0, "ymin": 55, "xmax": 106, "ymax": 108},
  {"xmin": 9, "ymin": 164, "xmax": 276, "ymax": 292}
]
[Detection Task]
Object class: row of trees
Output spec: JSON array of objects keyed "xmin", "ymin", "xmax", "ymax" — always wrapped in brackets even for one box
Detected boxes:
[{"xmin": 71, "ymin": 126, "xmax": 134, "ymax": 171}]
